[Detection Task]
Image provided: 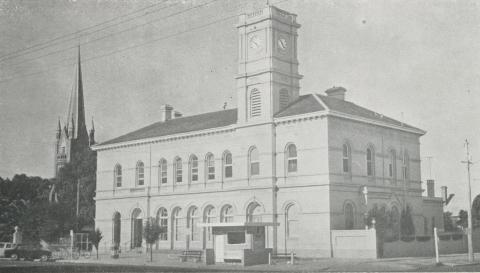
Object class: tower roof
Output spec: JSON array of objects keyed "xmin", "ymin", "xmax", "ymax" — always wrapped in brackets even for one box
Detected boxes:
[{"xmin": 66, "ymin": 46, "xmax": 87, "ymax": 139}]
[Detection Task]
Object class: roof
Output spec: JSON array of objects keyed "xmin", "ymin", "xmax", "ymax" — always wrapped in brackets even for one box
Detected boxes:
[
  {"xmin": 99, "ymin": 109, "xmax": 237, "ymax": 146},
  {"xmin": 274, "ymin": 94, "xmax": 325, "ymax": 117},
  {"xmin": 316, "ymin": 94, "xmax": 423, "ymax": 132},
  {"xmin": 97, "ymin": 93, "xmax": 423, "ymax": 147}
]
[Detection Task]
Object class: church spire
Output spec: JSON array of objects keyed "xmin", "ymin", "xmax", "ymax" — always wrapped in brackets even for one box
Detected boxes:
[{"xmin": 66, "ymin": 46, "xmax": 87, "ymax": 140}]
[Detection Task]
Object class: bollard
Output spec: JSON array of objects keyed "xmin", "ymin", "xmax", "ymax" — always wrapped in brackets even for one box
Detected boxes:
[
  {"xmin": 268, "ymin": 252, "xmax": 272, "ymax": 265},
  {"xmin": 290, "ymin": 251, "xmax": 294, "ymax": 265}
]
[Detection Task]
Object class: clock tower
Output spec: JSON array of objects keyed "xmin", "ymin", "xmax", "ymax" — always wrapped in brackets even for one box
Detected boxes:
[{"xmin": 236, "ymin": 5, "xmax": 302, "ymax": 124}]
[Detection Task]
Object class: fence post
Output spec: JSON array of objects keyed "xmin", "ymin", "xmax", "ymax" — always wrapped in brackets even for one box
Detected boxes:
[
  {"xmin": 70, "ymin": 230, "xmax": 74, "ymax": 260},
  {"xmin": 268, "ymin": 252, "xmax": 272, "ymax": 265},
  {"xmin": 290, "ymin": 251, "xmax": 294, "ymax": 265},
  {"xmin": 434, "ymin": 227, "xmax": 440, "ymax": 264}
]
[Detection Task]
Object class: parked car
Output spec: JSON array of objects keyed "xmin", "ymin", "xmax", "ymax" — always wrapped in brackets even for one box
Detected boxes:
[
  {"xmin": 0, "ymin": 242, "xmax": 16, "ymax": 257},
  {"xmin": 4, "ymin": 244, "xmax": 52, "ymax": 261}
]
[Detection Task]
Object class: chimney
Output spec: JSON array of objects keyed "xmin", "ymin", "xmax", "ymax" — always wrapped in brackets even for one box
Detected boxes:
[
  {"xmin": 427, "ymin": 179, "xmax": 435, "ymax": 197},
  {"xmin": 160, "ymin": 104, "xmax": 173, "ymax": 122},
  {"xmin": 325, "ymin": 86, "xmax": 347, "ymax": 100},
  {"xmin": 441, "ymin": 186, "xmax": 448, "ymax": 203},
  {"xmin": 174, "ymin": 111, "xmax": 183, "ymax": 119}
]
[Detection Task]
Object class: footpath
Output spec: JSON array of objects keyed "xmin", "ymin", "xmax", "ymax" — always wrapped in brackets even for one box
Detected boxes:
[{"xmin": 60, "ymin": 251, "xmax": 480, "ymax": 272}]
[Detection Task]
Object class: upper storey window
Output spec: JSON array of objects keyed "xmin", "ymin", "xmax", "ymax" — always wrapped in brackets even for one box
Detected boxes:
[
  {"xmin": 366, "ymin": 146, "xmax": 375, "ymax": 177},
  {"xmin": 136, "ymin": 161, "xmax": 145, "ymax": 186},
  {"xmin": 159, "ymin": 159, "xmax": 167, "ymax": 184},
  {"xmin": 189, "ymin": 155, "xmax": 198, "ymax": 182},
  {"xmin": 342, "ymin": 143, "xmax": 351, "ymax": 174},
  {"xmin": 279, "ymin": 88, "xmax": 290, "ymax": 109},
  {"xmin": 206, "ymin": 153, "xmax": 215, "ymax": 180},
  {"xmin": 114, "ymin": 164, "xmax": 122, "ymax": 187},
  {"xmin": 249, "ymin": 146, "xmax": 260, "ymax": 177},
  {"xmin": 286, "ymin": 144, "xmax": 297, "ymax": 173},
  {"xmin": 174, "ymin": 157, "xmax": 183, "ymax": 183},
  {"xmin": 250, "ymin": 89, "xmax": 261, "ymax": 117},
  {"xmin": 223, "ymin": 151, "xmax": 233, "ymax": 179},
  {"xmin": 389, "ymin": 149, "xmax": 397, "ymax": 181},
  {"xmin": 402, "ymin": 151, "xmax": 409, "ymax": 181}
]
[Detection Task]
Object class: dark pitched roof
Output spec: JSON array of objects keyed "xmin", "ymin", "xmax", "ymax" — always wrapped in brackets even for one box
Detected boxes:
[
  {"xmin": 100, "ymin": 109, "xmax": 237, "ymax": 146},
  {"xmin": 316, "ymin": 94, "xmax": 423, "ymax": 132},
  {"xmin": 98, "ymin": 93, "xmax": 423, "ymax": 147},
  {"xmin": 274, "ymin": 94, "xmax": 325, "ymax": 117}
]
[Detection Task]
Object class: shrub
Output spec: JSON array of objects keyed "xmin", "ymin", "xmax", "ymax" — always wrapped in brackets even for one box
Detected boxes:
[
  {"xmin": 452, "ymin": 234, "xmax": 464, "ymax": 240},
  {"xmin": 438, "ymin": 234, "xmax": 451, "ymax": 241},
  {"xmin": 416, "ymin": 235, "xmax": 431, "ymax": 242},
  {"xmin": 400, "ymin": 235, "xmax": 415, "ymax": 242}
]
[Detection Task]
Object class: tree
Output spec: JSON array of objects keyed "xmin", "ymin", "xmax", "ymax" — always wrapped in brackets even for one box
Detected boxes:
[
  {"xmin": 457, "ymin": 210, "xmax": 468, "ymax": 228},
  {"xmin": 143, "ymin": 217, "xmax": 163, "ymax": 262},
  {"xmin": 400, "ymin": 205, "xmax": 415, "ymax": 236},
  {"xmin": 444, "ymin": 211, "xmax": 457, "ymax": 231},
  {"xmin": 89, "ymin": 228, "xmax": 103, "ymax": 259}
]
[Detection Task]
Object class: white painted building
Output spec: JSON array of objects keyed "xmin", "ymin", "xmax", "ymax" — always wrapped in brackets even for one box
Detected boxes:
[{"xmin": 92, "ymin": 5, "xmax": 443, "ymax": 258}]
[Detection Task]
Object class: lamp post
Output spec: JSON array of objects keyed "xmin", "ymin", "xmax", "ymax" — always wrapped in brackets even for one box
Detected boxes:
[{"xmin": 461, "ymin": 139, "xmax": 474, "ymax": 262}]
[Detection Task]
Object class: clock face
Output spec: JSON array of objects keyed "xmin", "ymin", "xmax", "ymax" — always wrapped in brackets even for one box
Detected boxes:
[
  {"xmin": 278, "ymin": 37, "xmax": 288, "ymax": 52},
  {"xmin": 249, "ymin": 35, "xmax": 263, "ymax": 52}
]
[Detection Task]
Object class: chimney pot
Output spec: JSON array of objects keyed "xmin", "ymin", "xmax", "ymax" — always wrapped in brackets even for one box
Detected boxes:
[
  {"xmin": 160, "ymin": 104, "xmax": 173, "ymax": 122},
  {"xmin": 427, "ymin": 179, "xmax": 435, "ymax": 197},
  {"xmin": 325, "ymin": 86, "xmax": 347, "ymax": 100}
]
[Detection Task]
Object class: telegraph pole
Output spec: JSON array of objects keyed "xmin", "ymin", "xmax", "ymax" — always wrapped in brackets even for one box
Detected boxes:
[{"xmin": 461, "ymin": 139, "xmax": 474, "ymax": 262}]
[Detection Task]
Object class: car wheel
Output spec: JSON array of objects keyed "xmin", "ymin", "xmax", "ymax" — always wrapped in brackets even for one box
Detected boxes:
[
  {"xmin": 10, "ymin": 253, "xmax": 18, "ymax": 261},
  {"xmin": 40, "ymin": 254, "xmax": 48, "ymax": 262}
]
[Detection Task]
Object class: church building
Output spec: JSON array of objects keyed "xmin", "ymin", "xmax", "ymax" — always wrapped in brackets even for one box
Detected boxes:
[
  {"xmin": 54, "ymin": 48, "xmax": 95, "ymax": 178},
  {"xmin": 92, "ymin": 5, "xmax": 443, "ymax": 257}
]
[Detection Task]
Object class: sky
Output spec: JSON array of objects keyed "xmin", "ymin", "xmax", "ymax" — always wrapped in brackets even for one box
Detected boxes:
[{"xmin": 0, "ymin": 0, "xmax": 479, "ymax": 213}]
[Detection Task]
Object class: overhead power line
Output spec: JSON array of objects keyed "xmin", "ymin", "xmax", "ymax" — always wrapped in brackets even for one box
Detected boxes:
[
  {"xmin": 0, "ymin": 0, "xmax": 290, "ymax": 85},
  {"xmin": 5, "ymin": 0, "xmax": 220, "ymax": 69},
  {"xmin": 0, "ymin": 0, "xmax": 175, "ymax": 62}
]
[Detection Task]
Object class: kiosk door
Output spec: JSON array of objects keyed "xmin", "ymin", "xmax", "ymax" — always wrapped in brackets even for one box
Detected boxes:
[{"xmin": 215, "ymin": 235, "xmax": 224, "ymax": 262}]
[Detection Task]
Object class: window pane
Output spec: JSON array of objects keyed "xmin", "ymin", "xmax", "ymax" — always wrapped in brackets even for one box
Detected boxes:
[
  {"xmin": 225, "ymin": 166, "xmax": 232, "ymax": 178},
  {"xmin": 288, "ymin": 145, "xmax": 297, "ymax": 157},
  {"xmin": 343, "ymin": 159, "xmax": 349, "ymax": 173},
  {"xmin": 251, "ymin": 162, "xmax": 259, "ymax": 176},
  {"xmin": 227, "ymin": 232, "xmax": 245, "ymax": 244},
  {"xmin": 288, "ymin": 159, "xmax": 297, "ymax": 172}
]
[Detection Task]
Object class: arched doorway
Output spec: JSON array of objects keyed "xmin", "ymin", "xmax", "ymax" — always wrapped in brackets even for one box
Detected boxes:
[
  {"xmin": 112, "ymin": 212, "xmax": 121, "ymax": 248},
  {"xmin": 203, "ymin": 206, "xmax": 216, "ymax": 249},
  {"xmin": 171, "ymin": 207, "xmax": 183, "ymax": 249},
  {"xmin": 246, "ymin": 202, "xmax": 262, "ymax": 222},
  {"xmin": 131, "ymin": 208, "xmax": 143, "ymax": 249}
]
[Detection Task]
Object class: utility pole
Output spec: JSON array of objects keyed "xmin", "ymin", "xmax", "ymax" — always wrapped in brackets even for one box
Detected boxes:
[{"xmin": 461, "ymin": 139, "xmax": 474, "ymax": 262}]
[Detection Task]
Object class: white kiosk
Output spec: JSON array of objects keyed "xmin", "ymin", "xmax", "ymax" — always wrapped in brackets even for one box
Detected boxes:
[{"xmin": 198, "ymin": 222, "xmax": 277, "ymax": 266}]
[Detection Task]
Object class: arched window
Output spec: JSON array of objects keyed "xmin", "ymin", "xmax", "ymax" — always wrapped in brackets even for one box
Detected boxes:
[
  {"xmin": 204, "ymin": 206, "xmax": 216, "ymax": 241},
  {"xmin": 206, "ymin": 153, "xmax": 215, "ymax": 180},
  {"xmin": 173, "ymin": 208, "xmax": 183, "ymax": 241},
  {"xmin": 286, "ymin": 144, "xmax": 297, "ymax": 173},
  {"xmin": 279, "ymin": 88, "xmax": 290, "ymax": 109},
  {"xmin": 250, "ymin": 88, "xmax": 261, "ymax": 117},
  {"xmin": 402, "ymin": 151, "xmax": 409, "ymax": 181},
  {"xmin": 136, "ymin": 161, "xmax": 145, "ymax": 186},
  {"xmin": 187, "ymin": 207, "xmax": 200, "ymax": 241},
  {"xmin": 286, "ymin": 204, "xmax": 299, "ymax": 238},
  {"xmin": 189, "ymin": 155, "xmax": 198, "ymax": 183},
  {"xmin": 391, "ymin": 206, "xmax": 400, "ymax": 238},
  {"xmin": 223, "ymin": 151, "xmax": 233, "ymax": 179},
  {"xmin": 131, "ymin": 208, "xmax": 143, "ymax": 248},
  {"xmin": 342, "ymin": 143, "xmax": 351, "ymax": 174},
  {"xmin": 366, "ymin": 146, "xmax": 375, "ymax": 177},
  {"xmin": 114, "ymin": 164, "xmax": 122, "ymax": 187},
  {"xmin": 388, "ymin": 149, "xmax": 396, "ymax": 182},
  {"xmin": 221, "ymin": 205, "xmax": 234, "ymax": 223},
  {"xmin": 157, "ymin": 208, "xmax": 168, "ymax": 241},
  {"xmin": 113, "ymin": 212, "xmax": 121, "ymax": 246},
  {"xmin": 246, "ymin": 202, "xmax": 263, "ymax": 222},
  {"xmin": 159, "ymin": 159, "xmax": 167, "ymax": 184},
  {"xmin": 344, "ymin": 203, "xmax": 354, "ymax": 229},
  {"xmin": 174, "ymin": 157, "xmax": 182, "ymax": 183},
  {"xmin": 249, "ymin": 146, "xmax": 260, "ymax": 177}
]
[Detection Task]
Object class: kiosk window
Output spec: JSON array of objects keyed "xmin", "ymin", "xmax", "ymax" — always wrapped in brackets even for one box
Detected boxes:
[{"xmin": 227, "ymin": 232, "xmax": 245, "ymax": 244}]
